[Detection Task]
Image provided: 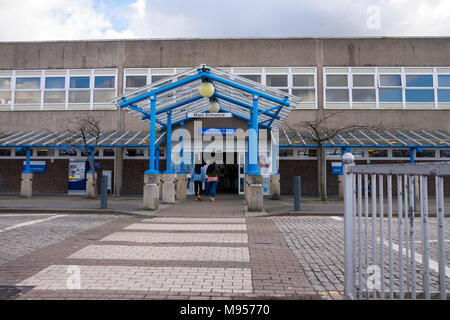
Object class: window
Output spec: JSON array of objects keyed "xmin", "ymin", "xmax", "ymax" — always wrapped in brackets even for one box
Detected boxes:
[
  {"xmin": 353, "ymin": 75, "xmax": 374, "ymax": 87},
  {"xmin": 379, "ymin": 89, "xmax": 402, "ymax": 102},
  {"xmin": 416, "ymin": 149, "xmax": 435, "ymax": 158},
  {"xmin": 266, "ymin": 75, "xmax": 287, "ymax": 87},
  {"xmin": 44, "ymin": 77, "xmax": 66, "ymax": 104},
  {"xmin": 16, "ymin": 149, "xmax": 33, "ymax": 156},
  {"xmin": 326, "ymin": 148, "xmax": 340, "ymax": 156},
  {"xmin": 0, "ymin": 77, "xmax": 11, "ymax": 104},
  {"xmin": 351, "ymin": 149, "xmax": 365, "ymax": 158},
  {"xmin": 405, "ymin": 74, "xmax": 434, "ymax": 103},
  {"xmin": 15, "ymin": 77, "xmax": 41, "ymax": 104},
  {"xmin": 59, "ymin": 149, "xmax": 77, "ymax": 156},
  {"xmin": 295, "ymin": 149, "xmax": 316, "ymax": 157},
  {"xmin": 37, "ymin": 149, "xmax": 55, "ymax": 157},
  {"xmin": 0, "ymin": 149, "xmax": 11, "ymax": 156},
  {"xmin": 69, "ymin": 76, "xmax": 90, "ymax": 103},
  {"xmin": 378, "ymin": 74, "xmax": 402, "ymax": 103},
  {"xmin": 126, "ymin": 148, "xmax": 145, "ymax": 157},
  {"xmin": 292, "ymin": 74, "xmax": 315, "ymax": 103},
  {"xmin": 440, "ymin": 149, "xmax": 450, "ymax": 158},
  {"xmin": 368, "ymin": 149, "xmax": 388, "ymax": 157},
  {"xmin": 392, "ymin": 149, "xmax": 410, "ymax": 157},
  {"xmin": 238, "ymin": 74, "xmax": 261, "ymax": 83},
  {"xmin": 326, "ymin": 74, "xmax": 349, "ymax": 102},
  {"xmin": 279, "ymin": 148, "xmax": 293, "ymax": 157},
  {"xmin": 438, "ymin": 75, "xmax": 450, "ymax": 103},
  {"xmin": 103, "ymin": 149, "xmax": 115, "ymax": 157},
  {"xmin": 126, "ymin": 76, "xmax": 147, "ymax": 88},
  {"xmin": 352, "ymin": 74, "xmax": 376, "ymax": 102},
  {"xmin": 94, "ymin": 76, "xmax": 115, "ymax": 103},
  {"xmin": 379, "ymin": 75, "xmax": 402, "ymax": 87}
]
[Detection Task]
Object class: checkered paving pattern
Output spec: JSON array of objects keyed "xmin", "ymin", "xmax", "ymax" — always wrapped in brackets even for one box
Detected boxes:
[
  {"xmin": 17, "ymin": 265, "xmax": 252, "ymax": 294},
  {"xmin": 145, "ymin": 218, "xmax": 246, "ymax": 223},
  {"xmin": 68, "ymin": 245, "xmax": 250, "ymax": 262},
  {"xmin": 125, "ymin": 223, "xmax": 247, "ymax": 231},
  {"xmin": 101, "ymin": 232, "xmax": 248, "ymax": 243},
  {"xmin": 2, "ymin": 196, "xmax": 318, "ymax": 299}
]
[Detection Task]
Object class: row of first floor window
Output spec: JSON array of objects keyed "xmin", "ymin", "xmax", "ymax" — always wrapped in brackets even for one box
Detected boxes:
[
  {"xmin": 0, "ymin": 147, "xmax": 448, "ymax": 160},
  {"xmin": 1, "ymin": 66, "xmax": 450, "ymax": 111}
]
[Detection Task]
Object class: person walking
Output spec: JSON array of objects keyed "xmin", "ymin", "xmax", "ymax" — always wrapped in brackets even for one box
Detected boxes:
[
  {"xmin": 203, "ymin": 162, "xmax": 209, "ymax": 196},
  {"xmin": 206, "ymin": 162, "xmax": 219, "ymax": 202},
  {"xmin": 193, "ymin": 163, "xmax": 206, "ymax": 201}
]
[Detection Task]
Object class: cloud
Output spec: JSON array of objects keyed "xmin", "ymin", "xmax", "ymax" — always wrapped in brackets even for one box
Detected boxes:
[{"xmin": 0, "ymin": 0, "xmax": 448, "ymax": 41}]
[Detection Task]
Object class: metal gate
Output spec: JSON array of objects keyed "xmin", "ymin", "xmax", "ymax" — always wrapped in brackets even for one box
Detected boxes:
[{"xmin": 343, "ymin": 153, "xmax": 449, "ymax": 300}]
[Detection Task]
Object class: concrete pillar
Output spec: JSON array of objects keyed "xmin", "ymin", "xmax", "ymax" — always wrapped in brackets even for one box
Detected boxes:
[
  {"xmin": 113, "ymin": 147, "xmax": 123, "ymax": 196},
  {"xmin": 143, "ymin": 173, "xmax": 159, "ymax": 210},
  {"xmin": 245, "ymin": 174, "xmax": 264, "ymax": 212},
  {"xmin": 176, "ymin": 173, "xmax": 187, "ymax": 200},
  {"xmin": 86, "ymin": 172, "xmax": 97, "ymax": 199},
  {"xmin": 270, "ymin": 174, "xmax": 280, "ymax": 200},
  {"xmin": 161, "ymin": 173, "xmax": 176, "ymax": 204},
  {"xmin": 20, "ymin": 173, "xmax": 33, "ymax": 198}
]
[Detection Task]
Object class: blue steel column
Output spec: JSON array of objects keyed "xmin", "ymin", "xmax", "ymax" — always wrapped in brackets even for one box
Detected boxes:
[
  {"xmin": 247, "ymin": 95, "xmax": 260, "ymax": 175},
  {"xmin": 164, "ymin": 111, "xmax": 174, "ymax": 173},
  {"xmin": 178, "ymin": 121, "xmax": 186, "ymax": 174},
  {"xmin": 23, "ymin": 147, "xmax": 31, "ymax": 173},
  {"xmin": 155, "ymin": 148, "xmax": 160, "ymax": 171},
  {"xmin": 409, "ymin": 147, "xmax": 415, "ymax": 164},
  {"xmin": 145, "ymin": 95, "xmax": 158, "ymax": 174}
]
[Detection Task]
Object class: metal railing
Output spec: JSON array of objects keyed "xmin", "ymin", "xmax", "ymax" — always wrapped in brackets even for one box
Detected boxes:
[{"xmin": 343, "ymin": 153, "xmax": 449, "ymax": 300}]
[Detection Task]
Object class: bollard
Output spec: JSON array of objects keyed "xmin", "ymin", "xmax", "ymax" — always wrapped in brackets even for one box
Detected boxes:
[
  {"xmin": 294, "ymin": 176, "xmax": 301, "ymax": 211},
  {"xmin": 100, "ymin": 175, "xmax": 108, "ymax": 209}
]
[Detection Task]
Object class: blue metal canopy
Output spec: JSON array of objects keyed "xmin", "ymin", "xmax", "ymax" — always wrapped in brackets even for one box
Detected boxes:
[{"xmin": 111, "ymin": 65, "xmax": 301, "ymax": 131}]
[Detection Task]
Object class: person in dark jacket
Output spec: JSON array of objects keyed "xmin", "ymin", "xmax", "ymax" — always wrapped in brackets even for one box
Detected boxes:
[
  {"xmin": 206, "ymin": 162, "xmax": 219, "ymax": 202},
  {"xmin": 192, "ymin": 163, "xmax": 206, "ymax": 201}
]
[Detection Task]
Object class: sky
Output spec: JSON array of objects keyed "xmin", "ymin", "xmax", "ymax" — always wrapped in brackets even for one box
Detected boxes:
[{"xmin": 0, "ymin": 0, "xmax": 449, "ymax": 41}]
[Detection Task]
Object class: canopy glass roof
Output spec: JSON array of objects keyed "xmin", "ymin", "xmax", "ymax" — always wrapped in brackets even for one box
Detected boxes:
[
  {"xmin": 0, "ymin": 130, "xmax": 448, "ymax": 148},
  {"xmin": 110, "ymin": 65, "xmax": 302, "ymax": 130}
]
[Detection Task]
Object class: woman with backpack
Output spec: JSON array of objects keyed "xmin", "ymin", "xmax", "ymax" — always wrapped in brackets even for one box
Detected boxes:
[
  {"xmin": 193, "ymin": 163, "xmax": 206, "ymax": 201},
  {"xmin": 206, "ymin": 161, "xmax": 219, "ymax": 202}
]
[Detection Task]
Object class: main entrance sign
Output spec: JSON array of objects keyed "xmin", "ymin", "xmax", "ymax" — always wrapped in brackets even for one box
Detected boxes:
[
  {"xmin": 187, "ymin": 112, "xmax": 232, "ymax": 118},
  {"xmin": 200, "ymin": 128, "xmax": 236, "ymax": 136}
]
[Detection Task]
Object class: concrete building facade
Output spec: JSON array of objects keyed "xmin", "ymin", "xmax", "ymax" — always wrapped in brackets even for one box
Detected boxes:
[{"xmin": 0, "ymin": 37, "xmax": 449, "ymax": 196}]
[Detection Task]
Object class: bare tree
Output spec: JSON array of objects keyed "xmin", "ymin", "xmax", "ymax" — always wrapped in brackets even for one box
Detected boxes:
[
  {"xmin": 287, "ymin": 111, "xmax": 389, "ymax": 201},
  {"xmin": 63, "ymin": 113, "xmax": 103, "ymax": 199}
]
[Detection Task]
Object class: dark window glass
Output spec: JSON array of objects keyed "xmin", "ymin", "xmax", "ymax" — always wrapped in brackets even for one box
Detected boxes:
[
  {"xmin": 440, "ymin": 150, "xmax": 450, "ymax": 158},
  {"xmin": 103, "ymin": 149, "xmax": 115, "ymax": 157},
  {"xmin": 126, "ymin": 76, "xmax": 147, "ymax": 88},
  {"xmin": 379, "ymin": 88, "xmax": 402, "ymax": 102},
  {"xmin": 326, "ymin": 75, "xmax": 347, "ymax": 87},
  {"xmin": 353, "ymin": 89, "xmax": 376, "ymax": 102},
  {"xmin": 16, "ymin": 149, "xmax": 33, "ymax": 156},
  {"xmin": 279, "ymin": 149, "xmax": 293, "ymax": 157},
  {"xmin": 353, "ymin": 75, "xmax": 374, "ymax": 87},
  {"xmin": 238, "ymin": 75, "xmax": 261, "ymax": 83},
  {"xmin": 293, "ymin": 75, "xmax": 314, "ymax": 87},
  {"xmin": 351, "ymin": 149, "xmax": 365, "ymax": 158},
  {"xmin": 438, "ymin": 89, "xmax": 450, "ymax": 102},
  {"xmin": 81, "ymin": 150, "xmax": 99, "ymax": 157},
  {"xmin": 326, "ymin": 89, "xmax": 349, "ymax": 102},
  {"xmin": 94, "ymin": 76, "xmax": 114, "ymax": 88},
  {"xmin": 126, "ymin": 148, "xmax": 144, "ymax": 157},
  {"xmin": 59, "ymin": 149, "xmax": 77, "ymax": 156},
  {"xmin": 392, "ymin": 149, "xmax": 410, "ymax": 157},
  {"xmin": 379, "ymin": 75, "xmax": 402, "ymax": 87},
  {"xmin": 438, "ymin": 75, "xmax": 450, "ymax": 87},
  {"xmin": 151, "ymin": 75, "xmax": 168, "ymax": 83},
  {"xmin": 37, "ymin": 149, "xmax": 55, "ymax": 156},
  {"xmin": 0, "ymin": 149, "xmax": 11, "ymax": 156},
  {"xmin": 292, "ymin": 89, "xmax": 315, "ymax": 102},
  {"xmin": 326, "ymin": 149, "xmax": 340, "ymax": 156},
  {"xmin": 266, "ymin": 75, "xmax": 287, "ymax": 87},
  {"xmin": 45, "ymin": 77, "xmax": 65, "ymax": 89},
  {"xmin": 406, "ymin": 75, "xmax": 433, "ymax": 87},
  {"xmin": 368, "ymin": 149, "xmax": 388, "ymax": 157},
  {"xmin": 416, "ymin": 149, "xmax": 435, "ymax": 158},
  {"xmin": 16, "ymin": 77, "xmax": 40, "ymax": 89},
  {"xmin": 70, "ymin": 77, "xmax": 90, "ymax": 88},
  {"xmin": 405, "ymin": 89, "xmax": 434, "ymax": 102}
]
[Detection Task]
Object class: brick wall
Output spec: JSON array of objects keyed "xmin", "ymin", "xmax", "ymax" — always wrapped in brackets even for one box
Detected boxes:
[{"xmin": 123, "ymin": 159, "xmax": 166, "ymax": 194}]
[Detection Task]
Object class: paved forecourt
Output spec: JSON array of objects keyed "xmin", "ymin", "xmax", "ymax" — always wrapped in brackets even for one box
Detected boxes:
[{"xmin": 1, "ymin": 196, "xmax": 318, "ymax": 300}]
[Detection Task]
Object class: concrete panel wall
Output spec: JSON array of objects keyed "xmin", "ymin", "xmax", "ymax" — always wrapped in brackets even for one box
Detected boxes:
[{"xmin": 1, "ymin": 37, "xmax": 449, "ymax": 133}]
